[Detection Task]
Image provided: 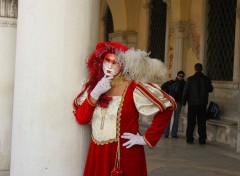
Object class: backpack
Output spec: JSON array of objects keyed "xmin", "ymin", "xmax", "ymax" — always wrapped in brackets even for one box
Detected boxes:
[{"xmin": 206, "ymin": 101, "xmax": 221, "ymax": 120}]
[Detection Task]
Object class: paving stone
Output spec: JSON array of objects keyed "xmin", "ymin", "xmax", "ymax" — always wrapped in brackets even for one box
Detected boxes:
[{"xmin": 145, "ymin": 136, "xmax": 240, "ymax": 176}]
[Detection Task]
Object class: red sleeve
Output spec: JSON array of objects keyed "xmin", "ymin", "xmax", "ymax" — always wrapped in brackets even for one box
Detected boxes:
[
  {"xmin": 144, "ymin": 110, "xmax": 173, "ymax": 148},
  {"xmin": 75, "ymin": 98, "xmax": 96, "ymax": 124}
]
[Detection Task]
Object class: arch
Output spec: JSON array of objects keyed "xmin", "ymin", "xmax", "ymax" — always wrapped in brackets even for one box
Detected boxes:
[
  {"xmin": 106, "ymin": 0, "xmax": 128, "ymax": 31},
  {"xmin": 99, "ymin": 1, "xmax": 110, "ymax": 41},
  {"xmin": 99, "ymin": 0, "xmax": 128, "ymax": 41}
]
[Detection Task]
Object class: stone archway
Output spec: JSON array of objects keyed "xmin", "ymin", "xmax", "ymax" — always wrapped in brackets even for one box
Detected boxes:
[{"xmin": 106, "ymin": 0, "xmax": 127, "ymax": 31}]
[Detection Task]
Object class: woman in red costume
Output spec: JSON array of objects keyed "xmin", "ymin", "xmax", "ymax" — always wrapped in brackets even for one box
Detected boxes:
[{"xmin": 73, "ymin": 42, "xmax": 176, "ymax": 176}]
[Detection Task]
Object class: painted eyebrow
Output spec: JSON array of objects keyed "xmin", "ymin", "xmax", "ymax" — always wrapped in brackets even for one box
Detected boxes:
[{"xmin": 104, "ymin": 57, "xmax": 118, "ymax": 64}]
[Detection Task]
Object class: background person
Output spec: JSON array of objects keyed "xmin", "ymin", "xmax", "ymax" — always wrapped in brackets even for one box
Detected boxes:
[
  {"xmin": 72, "ymin": 42, "xmax": 177, "ymax": 176},
  {"xmin": 161, "ymin": 71, "xmax": 186, "ymax": 138},
  {"xmin": 182, "ymin": 63, "xmax": 213, "ymax": 144}
]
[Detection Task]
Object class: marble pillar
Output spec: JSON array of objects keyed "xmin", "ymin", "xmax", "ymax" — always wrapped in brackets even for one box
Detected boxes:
[
  {"xmin": 0, "ymin": 17, "xmax": 17, "ymax": 171},
  {"xmin": 172, "ymin": 21, "xmax": 188, "ymax": 77},
  {"xmin": 0, "ymin": 0, "xmax": 18, "ymax": 171},
  {"xmin": 163, "ymin": 0, "xmax": 171, "ymax": 67},
  {"xmin": 236, "ymin": 1, "xmax": 240, "ymax": 153},
  {"xmin": 10, "ymin": 0, "xmax": 99, "ymax": 175}
]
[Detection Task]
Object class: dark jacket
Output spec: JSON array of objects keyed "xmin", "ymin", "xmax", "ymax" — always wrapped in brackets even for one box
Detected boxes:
[
  {"xmin": 161, "ymin": 78, "xmax": 186, "ymax": 103},
  {"xmin": 182, "ymin": 72, "xmax": 213, "ymax": 106}
]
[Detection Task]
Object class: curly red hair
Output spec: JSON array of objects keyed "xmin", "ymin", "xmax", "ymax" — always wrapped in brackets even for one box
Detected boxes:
[{"xmin": 73, "ymin": 42, "xmax": 128, "ymax": 109}]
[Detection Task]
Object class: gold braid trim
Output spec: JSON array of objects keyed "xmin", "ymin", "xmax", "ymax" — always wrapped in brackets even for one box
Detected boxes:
[{"xmin": 92, "ymin": 81, "xmax": 130, "ymax": 145}]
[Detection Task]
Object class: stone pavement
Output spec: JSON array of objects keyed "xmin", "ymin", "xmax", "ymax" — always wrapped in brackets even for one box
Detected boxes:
[
  {"xmin": 1, "ymin": 136, "xmax": 240, "ymax": 176},
  {"xmin": 145, "ymin": 135, "xmax": 240, "ymax": 176}
]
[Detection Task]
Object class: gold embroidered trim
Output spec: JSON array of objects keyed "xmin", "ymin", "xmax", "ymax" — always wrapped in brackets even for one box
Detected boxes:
[
  {"xmin": 87, "ymin": 97, "xmax": 96, "ymax": 106},
  {"xmin": 100, "ymin": 108, "xmax": 107, "ymax": 130},
  {"xmin": 136, "ymin": 83, "xmax": 167, "ymax": 111},
  {"xmin": 143, "ymin": 136, "xmax": 153, "ymax": 148},
  {"xmin": 92, "ymin": 81, "xmax": 130, "ymax": 145},
  {"xmin": 92, "ymin": 135, "xmax": 118, "ymax": 145}
]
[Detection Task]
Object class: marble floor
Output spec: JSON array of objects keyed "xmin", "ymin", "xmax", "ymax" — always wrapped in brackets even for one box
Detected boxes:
[
  {"xmin": 1, "ymin": 135, "xmax": 240, "ymax": 176},
  {"xmin": 145, "ymin": 135, "xmax": 240, "ymax": 176}
]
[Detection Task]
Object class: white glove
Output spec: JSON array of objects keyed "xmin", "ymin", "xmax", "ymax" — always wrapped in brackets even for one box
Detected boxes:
[
  {"xmin": 90, "ymin": 75, "xmax": 113, "ymax": 100},
  {"xmin": 121, "ymin": 132, "xmax": 146, "ymax": 149}
]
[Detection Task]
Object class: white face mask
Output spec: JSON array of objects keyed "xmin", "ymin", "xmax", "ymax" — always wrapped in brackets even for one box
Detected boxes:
[{"xmin": 103, "ymin": 54, "xmax": 122, "ymax": 77}]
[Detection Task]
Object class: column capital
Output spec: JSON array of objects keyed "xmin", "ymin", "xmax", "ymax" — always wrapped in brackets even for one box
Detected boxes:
[
  {"xmin": 171, "ymin": 21, "xmax": 190, "ymax": 38},
  {"xmin": 0, "ymin": 0, "xmax": 18, "ymax": 18},
  {"xmin": 237, "ymin": 0, "xmax": 240, "ymax": 18},
  {"xmin": 0, "ymin": 17, "xmax": 17, "ymax": 28},
  {"xmin": 171, "ymin": 21, "xmax": 200, "ymax": 59},
  {"xmin": 109, "ymin": 31, "xmax": 138, "ymax": 48}
]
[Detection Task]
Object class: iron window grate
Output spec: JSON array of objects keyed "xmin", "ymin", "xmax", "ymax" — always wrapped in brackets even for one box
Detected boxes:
[
  {"xmin": 104, "ymin": 5, "xmax": 114, "ymax": 42},
  {"xmin": 148, "ymin": 0, "xmax": 167, "ymax": 62},
  {"xmin": 206, "ymin": 0, "xmax": 236, "ymax": 81}
]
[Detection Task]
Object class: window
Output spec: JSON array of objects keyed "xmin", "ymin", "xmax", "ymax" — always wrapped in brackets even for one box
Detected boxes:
[
  {"xmin": 206, "ymin": 0, "xmax": 237, "ymax": 81},
  {"xmin": 148, "ymin": 0, "xmax": 167, "ymax": 62},
  {"xmin": 104, "ymin": 5, "xmax": 114, "ymax": 42}
]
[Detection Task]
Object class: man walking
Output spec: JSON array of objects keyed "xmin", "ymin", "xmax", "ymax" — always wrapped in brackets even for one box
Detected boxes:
[
  {"xmin": 161, "ymin": 71, "xmax": 186, "ymax": 138},
  {"xmin": 182, "ymin": 63, "xmax": 213, "ymax": 144}
]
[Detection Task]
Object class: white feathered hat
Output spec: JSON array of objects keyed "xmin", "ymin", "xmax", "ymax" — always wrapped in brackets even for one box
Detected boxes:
[{"xmin": 116, "ymin": 48, "xmax": 167, "ymax": 83}]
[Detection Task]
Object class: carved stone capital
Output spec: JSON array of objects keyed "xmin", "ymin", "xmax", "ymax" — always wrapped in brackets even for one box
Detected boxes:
[
  {"xmin": 108, "ymin": 31, "xmax": 138, "ymax": 48},
  {"xmin": 0, "ymin": 0, "xmax": 18, "ymax": 18},
  {"xmin": 171, "ymin": 21, "xmax": 190, "ymax": 38},
  {"xmin": 0, "ymin": 18, "xmax": 17, "ymax": 28}
]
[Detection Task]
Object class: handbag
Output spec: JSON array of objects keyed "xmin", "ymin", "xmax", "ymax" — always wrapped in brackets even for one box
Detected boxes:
[{"xmin": 111, "ymin": 139, "xmax": 123, "ymax": 176}]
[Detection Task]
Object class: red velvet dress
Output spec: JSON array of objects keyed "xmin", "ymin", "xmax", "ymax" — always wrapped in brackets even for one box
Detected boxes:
[{"xmin": 74, "ymin": 81, "xmax": 176, "ymax": 176}]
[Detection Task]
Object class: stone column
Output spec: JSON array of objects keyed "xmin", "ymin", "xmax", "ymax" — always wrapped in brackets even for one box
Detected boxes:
[
  {"xmin": 0, "ymin": 0, "xmax": 17, "ymax": 172},
  {"xmin": 236, "ymin": 0, "xmax": 240, "ymax": 153},
  {"xmin": 172, "ymin": 21, "xmax": 188, "ymax": 77},
  {"xmin": 233, "ymin": 1, "xmax": 240, "ymax": 82},
  {"xmin": 163, "ymin": 0, "xmax": 171, "ymax": 67},
  {"xmin": 10, "ymin": 0, "xmax": 99, "ymax": 176},
  {"xmin": 172, "ymin": 21, "xmax": 188, "ymax": 135}
]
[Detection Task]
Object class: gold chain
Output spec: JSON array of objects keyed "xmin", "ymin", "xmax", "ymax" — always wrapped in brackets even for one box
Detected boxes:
[
  {"xmin": 111, "ymin": 75, "xmax": 126, "ymax": 88},
  {"xmin": 100, "ymin": 108, "xmax": 107, "ymax": 130}
]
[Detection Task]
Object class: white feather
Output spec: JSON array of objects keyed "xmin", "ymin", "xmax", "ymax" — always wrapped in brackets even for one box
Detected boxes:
[{"xmin": 117, "ymin": 48, "xmax": 167, "ymax": 83}]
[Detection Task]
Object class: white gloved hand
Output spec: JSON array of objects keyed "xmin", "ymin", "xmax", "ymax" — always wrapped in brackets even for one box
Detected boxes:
[
  {"xmin": 121, "ymin": 132, "xmax": 146, "ymax": 149},
  {"xmin": 90, "ymin": 75, "xmax": 113, "ymax": 100}
]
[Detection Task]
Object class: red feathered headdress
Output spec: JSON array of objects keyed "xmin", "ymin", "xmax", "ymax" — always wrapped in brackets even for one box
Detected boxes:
[{"xmin": 96, "ymin": 42, "xmax": 128, "ymax": 52}]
